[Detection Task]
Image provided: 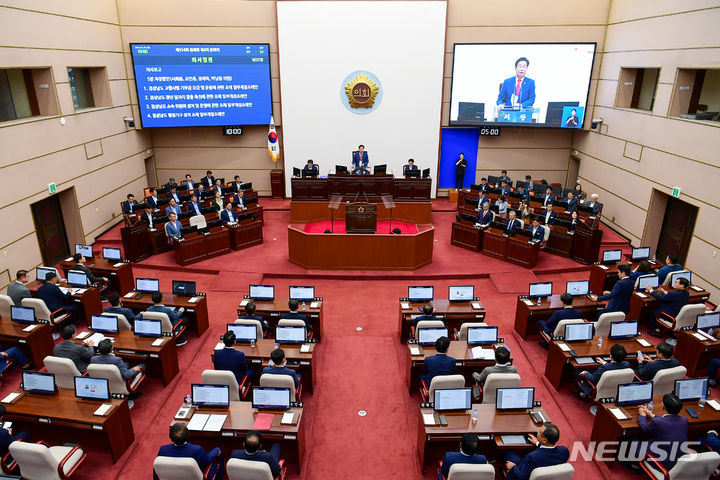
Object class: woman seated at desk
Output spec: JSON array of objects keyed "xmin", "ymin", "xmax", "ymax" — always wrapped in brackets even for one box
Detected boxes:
[
  {"xmin": 518, "ymin": 199, "xmax": 534, "ymax": 220},
  {"xmin": 495, "ymin": 195, "xmax": 509, "ymax": 215},
  {"xmin": 212, "ymin": 191, "xmax": 224, "ymax": 214},
  {"xmin": 567, "ymin": 211, "xmax": 584, "ymax": 233}
]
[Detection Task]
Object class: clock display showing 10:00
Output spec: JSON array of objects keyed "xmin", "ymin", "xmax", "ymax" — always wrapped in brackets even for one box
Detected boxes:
[{"xmin": 479, "ymin": 127, "xmax": 501, "ymax": 136}]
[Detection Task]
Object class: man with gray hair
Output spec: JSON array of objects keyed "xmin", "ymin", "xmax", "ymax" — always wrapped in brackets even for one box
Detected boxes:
[{"xmin": 586, "ymin": 193, "xmax": 602, "ymax": 215}]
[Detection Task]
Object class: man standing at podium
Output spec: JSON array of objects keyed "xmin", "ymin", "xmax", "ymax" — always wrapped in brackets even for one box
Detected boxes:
[
  {"xmin": 496, "ymin": 57, "xmax": 536, "ymax": 108},
  {"xmin": 352, "ymin": 144, "xmax": 369, "ymax": 168}
]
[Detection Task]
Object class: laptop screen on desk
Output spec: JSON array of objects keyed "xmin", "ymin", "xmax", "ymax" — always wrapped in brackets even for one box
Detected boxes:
[
  {"xmin": 617, "ymin": 382, "xmax": 653, "ymax": 406},
  {"xmin": 36, "ymin": 266, "xmax": 56, "ymax": 282},
  {"xmin": 564, "ymin": 323, "xmax": 593, "ymax": 342},
  {"xmin": 252, "ymin": 387, "xmax": 291, "ymax": 410},
  {"xmin": 276, "ymin": 325, "xmax": 305, "ymax": 343},
  {"xmin": 697, "ymin": 312, "xmax": 720, "ymax": 331},
  {"xmin": 631, "ymin": 247, "xmax": 650, "ymax": 262},
  {"xmin": 135, "ymin": 318, "xmax": 162, "ymax": 337},
  {"xmin": 191, "ymin": 384, "xmax": 230, "ymax": 407},
  {"xmin": 467, "ymin": 326, "xmax": 497, "ymax": 345},
  {"xmin": 227, "ymin": 324, "xmax": 257, "ymax": 342},
  {"xmin": 408, "ymin": 286, "xmax": 433, "ymax": 302},
  {"xmin": 566, "ymin": 280, "xmax": 589, "ymax": 296},
  {"xmin": 417, "ymin": 327, "xmax": 448, "ymax": 346},
  {"xmin": 433, "ymin": 388, "xmax": 472, "ymax": 412},
  {"xmin": 172, "ymin": 280, "xmax": 196, "ymax": 297},
  {"xmin": 637, "ymin": 275, "xmax": 659, "ymax": 290},
  {"xmin": 75, "ymin": 376, "xmax": 110, "ymax": 401},
  {"xmin": 102, "ymin": 247, "xmax": 122, "ymax": 261},
  {"xmin": 11, "ymin": 306, "xmax": 35, "ymax": 324},
  {"xmin": 66, "ymin": 271, "xmax": 88, "ymax": 287},
  {"xmin": 289, "ymin": 286, "xmax": 315, "ymax": 301},
  {"xmin": 249, "ymin": 285, "xmax": 274, "ymax": 300},
  {"xmin": 22, "ymin": 371, "xmax": 56, "ymax": 395},
  {"xmin": 669, "ymin": 271, "xmax": 692, "ymax": 285},
  {"xmin": 496, "ymin": 387, "xmax": 534, "ymax": 411},
  {"xmin": 609, "ymin": 321, "xmax": 638, "ymax": 339},
  {"xmin": 528, "ymin": 282, "xmax": 552, "ymax": 298},
  {"xmin": 674, "ymin": 378, "xmax": 708, "ymax": 401},
  {"xmin": 602, "ymin": 249, "xmax": 622, "ymax": 263},
  {"xmin": 91, "ymin": 315, "xmax": 118, "ymax": 334},
  {"xmin": 449, "ymin": 285, "xmax": 474, "ymax": 301},
  {"xmin": 75, "ymin": 244, "xmax": 93, "ymax": 258},
  {"xmin": 136, "ymin": 277, "xmax": 160, "ymax": 293}
]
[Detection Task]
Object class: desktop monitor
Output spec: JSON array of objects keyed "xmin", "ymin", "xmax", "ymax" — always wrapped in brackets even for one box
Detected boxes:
[
  {"xmin": 335, "ymin": 165, "xmax": 349, "ymax": 174},
  {"xmin": 422, "ymin": 168, "xmax": 430, "ymax": 179},
  {"xmin": 191, "ymin": 384, "xmax": 230, "ymax": 408},
  {"xmin": 466, "ymin": 326, "xmax": 498, "ymax": 346},
  {"xmin": 448, "ymin": 285, "xmax": 474, "ymax": 301},
  {"xmin": 102, "ymin": 247, "xmax": 122, "ymax": 261},
  {"xmin": 293, "ymin": 167, "xmax": 301, "ymax": 177},
  {"xmin": 172, "ymin": 280, "xmax": 196, "ymax": 297},
  {"xmin": 674, "ymin": 378, "xmax": 709, "ymax": 401},
  {"xmin": 544, "ymin": 101, "xmax": 580, "ymax": 126},
  {"xmin": 566, "ymin": 280, "xmax": 590, "ymax": 296},
  {"xmin": 404, "ymin": 169, "xmax": 421, "ymax": 178},
  {"xmin": 528, "ymin": 282, "xmax": 552, "ymax": 298},
  {"xmin": 74, "ymin": 376, "xmax": 110, "ymax": 401},
  {"xmin": 631, "ymin": 247, "xmax": 651, "ymax": 262},
  {"xmin": 74, "ymin": 244, "xmax": 93, "ymax": 258},
  {"xmin": 669, "ymin": 271, "xmax": 692, "ymax": 285},
  {"xmin": 564, "ymin": 323, "xmax": 594, "ymax": 342},
  {"xmin": 91, "ymin": 314, "xmax": 119, "ymax": 334},
  {"xmin": 276, "ymin": 325, "xmax": 306, "ymax": 344},
  {"xmin": 609, "ymin": 320, "xmax": 639, "ymax": 340},
  {"xmin": 227, "ymin": 324, "xmax": 258, "ymax": 343},
  {"xmin": 457, "ymin": 101, "xmax": 485, "ymax": 122},
  {"xmin": 66, "ymin": 270, "xmax": 88, "ymax": 287},
  {"xmin": 417, "ymin": 327, "xmax": 449, "ymax": 346},
  {"xmin": 616, "ymin": 381, "xmax": 653, "ymax": 406},
  {"xmin": 697, "ymin": 312, "xmax": 720, "ymax": 331},
  {"xmin": 301, "ymin": 169, "xmax": 318, "ymax": 178},
  {"xmin": 136, "ymin": 277, "xmax": 160, "ymax": 293},
  {"xmin": 289, "ymin": 286, "xmax": 315, "ymax": 301},
  {"xmin": 637, "ymin": 274, "xmax": 659, "ymax": 290},
  {"xmin": 374, "ymin": 164, "xmax": 387, "ymax": 175},
  {"xmin": 10, "ymin": 306, "xmax": 35, "ymax": 324},
  {"xmin": 252, "ymin": 387, "xmax": 291, "ymax": 410},
  {"xmin": 408, "ymin": 286, "xmax": 433, "ymax": 302},
  {"xmin": 496, "ymin": 387, "xmax": 535, "ymax": 411},
  {"xmin": 134, "ymin": 318, "xmax": 162, "ymax": 337},
  {"xmin": 433, "ymin": 388, "xmax": 472, "ymax": 412},
  {"xmin": 602, "ymin": 249, "xmax": 622, "ymax": 264},
  {"xmin": 249, "ymin": 285, "xmax": 274, "ymax": 301},
  {"xmin": 22, "ymin": 371, "xmax": 56, "ymax": 395},
  {"xmin": 36, "ymin": 266, "xmax": 56, "ymax": 282}
]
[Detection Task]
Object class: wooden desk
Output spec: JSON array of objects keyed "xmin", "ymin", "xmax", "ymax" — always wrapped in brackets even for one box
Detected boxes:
[
  {"xmin": 450, "ymin": 221, "xmax": 481, "ymax": 252},
  {"xmin": 544, "ymin": 336, "xmax": 656, "ymax": 390},
  {"xmin": 74, "ymin": 330, "xmax": 178, "ymax": 385},
  {"xmin": 513, "ymin": 295, "xmax": 602, "ymax": 339},
  {"xmin": 674, "ymin": 329, "xmax": 720, "ymax": 376},
  {"xmin": 590, "ymin": 394, "xmax": 720, "ymax": 464},
  {"xmin": 122, "ymin": 292, "xmax": 209, "ymax": 335},
  {"xmin": 174, "ymin": 227, "xmax": 232, "ymax": 266},
  {"xmin": 227, "ymin": 220, "xmax": 263, "ymax": 250},
  {"xmin": 398, "ymin": 300, "xmax": 485, "ymax": 343},
  {"xmin": 27, "ymin": 281, "xmax": 102, "ymax": 325},
  {"xmin": 178, "ymin": 401, "xmax": 305, "ymax": 471},
  {"xmin": 4, "ymin": 389, "xmax": 134, "ymax": 462},
  {"xmin": 246, "ymin": 299, "xmax": 323, "ymax": 342},
  {"xmin": 588, "ymin": 260, "xmax": 667, "ymax": 297},
  {"xmin": 405, "ymin": 341, "xmax": 509, "ymax": 393},
  {"xmin": 291, "ymin": 175, "xmax": 431, "ymax": 201},
  {"xmin": 0, "ymin": 320, "xmax": 54, "ymax": 368},
  {"xmin": 59, "ymin": 258, "xmax": 134, "ymax": 295},
  {"xmin": 482, "ymin": 228, "xmax": 540, "ymax": 268},
  {"xmin": 214, "ymin": 339, "xmax": 315, "ymax": 393},
  {"xmin": 417, "ymin": 404, "xmax": 546, "ymax": 472},
  {"xmin": 627, "ymin": 286, "xmax": 710, "ymax": 322}
]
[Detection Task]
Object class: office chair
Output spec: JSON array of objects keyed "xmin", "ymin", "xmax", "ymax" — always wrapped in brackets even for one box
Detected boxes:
[
  {"xmin": 8, "ymin": 440, "xmax": 87, "ymax": 480},
  {"xmin": 42, "ymin": 356, "xmax": 82, "ymax": 389},
  {"xmin": 420, "ymin": 374, "xmax": 464, "ymax": 403},
  {"xmin": 439, "ymin": 462, "xmax": 495, "ymax": 480},
  {"xmin": 153, "ymin": 454, "xmax": 222, "ymax": 480},
  {"xmin": 234, "ymin": 318, "xmax": 265, "ymax": 339},
  {"xmin": 646, "ymin": 366, "xmax": 687, "ymax": 396},
  {"xmin": 141, "ymin": 311, "xmax": 186, "ymax": 340},
  {"xmin": 456, "ymin": 322, "xmax": 488, "ymax": 341},
  {"xmin": 539, "ymin": 319, "xmax": 586, "ymax": 345},
  {"xmin": 655, "ymin": 304, "xmax": 707, "ymax": 335},
  {"xmin": 101, "ymin": 312, "xmax": 132, "ymax": 331},
  {"xmin": 661, "ymin": 270, "xmax": 689, "ymax": 287},
  {"xmin": 481, "ymin": 373, "xmax": 521, "ymax": 405},
  {"xmin": 527, "ymin": 463, "xmax": 575, "ymax": 479},
  {"xmin": 639, "ymin": 450, "xmax": 719, "ymax": 480},
  {"xmin": 201, "ymin": 369, "xmax": 250, "ymax": 401},
  {"xmin": 21, "ymin": 298, "xmax": 71, "ymax": 329},
  {"xmin": 260, "ymin": 373, "xmax": 301, "ymax": 402},
  {"xmin": 577, "ymin": 368, "xmax": 635, "ymax": 415},
  {"xmin": 189, "ymin": 214, "xmax": 207, "ymax": 229},
  {"xmin": 594, "ymin": 312, "xmax": 626, "ymax": 337},
  {"xmin": 87, "ymin": 363, "xmax": 145, "ymax": 405},
  {"xmin": 0, "ymin": 295, "xmax": 13, "ymax": 319},
  {"xmin": 226, "ymin": 458, "xmax": 287, "ymax": 480}
]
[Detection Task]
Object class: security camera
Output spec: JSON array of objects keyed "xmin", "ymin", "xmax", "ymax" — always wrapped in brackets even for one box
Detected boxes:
[
  {"xmin": 123, "ymin": 116, "xmax": 135, "ymax": 128},
  {"xmin": 591, "ymin": 118, "xmax": 603, "ymax": 130}
]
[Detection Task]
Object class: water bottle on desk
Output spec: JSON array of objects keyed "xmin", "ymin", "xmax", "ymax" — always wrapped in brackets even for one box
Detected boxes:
[
  {"xmin": 647, "ymin": 401, "xmax": 654, "ymax": 413},
  {"xmin": 699, "ymin": 395, "xmax": 707, "ymax": 409},
  {"xmin": 184, "ymin": 394, "xmax": 192, "ymax": 407},
  {"xmin": 250, "ymin": 338, "xmax": 255, "ymax": 348},
  {"xmin": 301, "ymin": 301, "xmax": 306, "ymax": 310},
  {"xmin": 597, "ymin": 336, "xmax": 603, "ymax": 348},
  {"xmin": 471, "ymin": 408, "xmax": 478, "ymax": 423}
]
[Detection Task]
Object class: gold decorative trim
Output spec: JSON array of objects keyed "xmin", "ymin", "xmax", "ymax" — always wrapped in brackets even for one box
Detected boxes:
[{"xmin": 345, "ymin": 74, "xmax": 379, "ymax": 109}]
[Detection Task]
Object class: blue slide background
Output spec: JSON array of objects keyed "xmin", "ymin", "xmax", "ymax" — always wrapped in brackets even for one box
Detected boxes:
[{"xmin": 438, "ymin": 128, "xmax": 480, "ymax": 189}]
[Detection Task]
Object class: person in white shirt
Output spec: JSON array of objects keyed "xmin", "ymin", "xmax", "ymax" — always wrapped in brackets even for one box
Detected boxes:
[{"xmin": 495, "ymin": 195, "xmax": 509, "ymax": 215}]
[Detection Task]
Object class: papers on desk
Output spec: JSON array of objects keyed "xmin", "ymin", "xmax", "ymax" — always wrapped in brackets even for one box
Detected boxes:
[
  {"xmin": 76, "ymin": 331, "xmax": 90, "ymax": 339},
  {"xmin": 151, "ymin": 338, "xmax": 166, "ymax": 347},
  {"xmin": 469, "ymin": 346, "xmax": 495, "ymax": 360},
  {"xmin": 188, "ymin": 296, "xmax": 201, "ymax": 304},
  {"xmin": 113, "ymin": 262, "xmax": 124, "ymax": 268},
  {"xmin": 409, "ymin": 346, "xmax": 421, "ymax": 356},
  {"xmin": 84, "ymin": 332, "xmax": 107, "ymax": 345},
  {"xmin": 635, "ymin": 292, "xmax": 647, "ymax": 298},
  {"xmin": 471, "ymin": 302, "xmax": 483, "ymax": 310},
  {"xmin": 707, "ymin": 399, "xmax": 720, "ymax": 411},
  {"xmin": 65, "ymin": 257, "xmax": 74, "ymax": 262},
  {"xmin": 694, "ymin": 332, "xmax": 710, "ymax": 341},
  {"xmin": 310, "ymin": 302, "xmax": 319, "ymax": 309},
  {"xmin": 609, "ymin": 408, "xmax": 628, "ymax": 420},
  {"xmin": 557, "ymin": 343, "xmax": 572, "ymax": 352},
  {"xmin": 598, "ymin": 265, "xmax": 609, "ymax": 270},
  {"xmin": 635, "ymin": 338, "xmax": 652, "ymax": 347},
  {"xmin": 124, "ymin": 292, "xmax": 136, "ymax": 299},
  {"xmin": 522, "ymin": 299, "xmax": 535, "ymax": 306},
  {"xmin": 400, "ymin": 302, "xmax": 411, "ymax": 310},
  {"xmin": 239, "ymin": 299, "xmax": 249, "ymax": 307},
  {"xmin": 93, "ymin": 404, "xmax": 113, "ymax": 416},
  {"xmin": 422, "ymin": 413, "xmax": 436, "ymax": 426},
  {"xmin": 252, "ymin": 413, "xmax": 275, "ymax": 430},
  {"xmin": 187, "ymin": 413, "xmax": 227, "ymax": 432},
  {"xmin": 214, "ymin": 342, "xmax": 224, "ymax": 351},
  {"xmin": 22, "ymin": 324, "xmax": 38, "ymax": 332},
  {"xmin": 281, "ymin": 412, "xmax": 296, "ymax": 425},
  {"xmin": 691, "ymin": 285, "xmax": 704, "ymax": 292},
  {"xmin": 75, "ymin": 288, "xmax": 87, "ymax": 295},
  {"xmin": 300, "ymin": 344, "xmax": 311, "ymax": 353},
  {"xmin": 1, "ymin": 392, "xmax": 21, "ymax": 404}
]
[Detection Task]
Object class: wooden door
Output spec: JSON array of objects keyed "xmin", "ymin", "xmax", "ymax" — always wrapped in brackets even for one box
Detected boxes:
[
  {"xmin": 31, "ymin": 195, "xmax": 69, "ymax": 266},
  {"xmin": 656, "ymin": 197, "xmax": 698, "ymax": 264}
]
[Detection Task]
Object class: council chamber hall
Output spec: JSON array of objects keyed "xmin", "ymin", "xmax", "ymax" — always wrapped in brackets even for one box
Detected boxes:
[{"xmin": 1, "ymin": 1, "xmax": 719, "ymax": 479}]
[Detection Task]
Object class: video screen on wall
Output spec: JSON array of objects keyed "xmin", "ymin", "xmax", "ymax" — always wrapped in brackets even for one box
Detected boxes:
[
  {"xmin": 130, "ymin": 43, "xmax": 272, "ymax": 128},
  {"xmin": 449, "ymin": 43, "xmax": 596, "ymax": 129}
]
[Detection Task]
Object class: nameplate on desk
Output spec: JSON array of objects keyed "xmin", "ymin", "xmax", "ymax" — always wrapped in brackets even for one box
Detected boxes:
[
  {"xmin": 409, "ymin": 346, "xmax": 421, "ymax": 356},
  {"xmin": 308, "ymin": 301, "xmax": 319, "ymax": 309},
  {"xmin": 22, "ymin": 324, "xmax": 38, "ymax": 332},
  {"xmin": 152, "ymin": 338, "xmax": 166, "ymax": 347},
  {"xmin": 214, "ymin": 342, "xmax": 224, "ymax": 351},
  {"xmin": 76, "ymin": 331, "xmax": 90, "ymax": 339},
  {"xmin": 522, "ymin": 299, "xmax": 535, "ymax": 306},
  {"xmin": 690, "ymin": 285, "xmax": 704, "ymax": 292},
  {"xmin": 188, "ymin": 297, "xmax": 201, "ymax": 303},
  {"xmin": 124, "ymin": 292, "xmax": 136, "ymax": 299},
  {"xmin": 186, "ymin": 308, "xmax": 195, "ymax": 313},
  {"xmin": 113, "ymin": 262, "xmax": 124, "ymax": 268},
  {"xmin": 281, "ymin": 412, "xmax": 296, "ymax": 425},
  {"xmin": 609, "ymin": 408, "xmax": 628, "ymax": 420},
  {"xmin": 422, "ymin": 413, "xmax": 435, "ymax": 425},
  {"xmin": 557, "ymin": 343, "xmax": 572, "ymax": 352},
  {"xmin": 635, "ymin": 338, "xmax": 652, "ymax": 347},
  {"xmin": 635, "ymin": 292, "xmax": 647, "ymax": 298},
  {"xmin": 400, "ymin": 302, "xmax": 411, "ymax": 310},
  {"xmin": 239, "ymin": 299, "xmax": 249, "ymax": 307},
  {"xmin": 300, "ymin": 344, "xmax": 311, "ymax": 353},
  {"xmin": 598, "ymin": 265, "xmax": 609, "ymax": 270},
  {"xmin": 1, "ymin": 392, "xmax": 21, "ymax": 404},
  {"xmin": 471, "ymin": 302, "xmax": 483, "ymax": 310},
  {"xmin": 706, "ymin": 399, "xmax": 720, "ymax": 411},
  {"xmin": 94, "ymin": 404, "xmax": 112, "ymax": 416}
]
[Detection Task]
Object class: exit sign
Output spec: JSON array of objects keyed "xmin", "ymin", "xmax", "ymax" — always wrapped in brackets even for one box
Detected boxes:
[
  {"xmin": 671, "ymin": 186, "xmax": 681, "ymax": 198},
  {"xmin": 48, "ymin": 183, "xmax": 57, "ymax": 194}
]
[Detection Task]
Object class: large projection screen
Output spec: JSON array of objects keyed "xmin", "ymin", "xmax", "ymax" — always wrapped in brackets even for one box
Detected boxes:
[{"xmin": 277, "ymin": 1, "xmax": 447, "ymax": 197}]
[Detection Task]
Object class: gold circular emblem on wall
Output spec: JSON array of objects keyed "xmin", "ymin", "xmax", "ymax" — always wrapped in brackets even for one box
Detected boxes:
[
  {"xmin": 358, "ymin": 206, "xmax": 365, "ymax": 213},
  {"xmin": 345, "ymin": 74, "xmax": 379, "ymax": 109}
]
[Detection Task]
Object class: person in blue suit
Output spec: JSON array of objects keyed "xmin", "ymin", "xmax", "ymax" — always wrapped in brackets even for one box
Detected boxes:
[
  {"xmin": 164, "ymin": 212, "xmax": 182, "ymax": 241},
  {"xmin": 123, "ymin": 194, "xmax": 139, "ymax": 214},
  {"xmin": 220, "ymin": 202, "xmax": 238, "ymax": 225},
  {"xmin": 542, "ymin": 204, "xmax": 557, "ymax": 225},
  {"xmin": 419, "ymin": 336, "xmax": 455, "ymax": 386},
  {"xmin": 497, "ymin": 170, "xmax": 511, "ymax": 187},
  {"xmin": 213, "ymin": 330, "xmax": 253, "ymax": 383},
  {"xmin": 280, "ymin": 299, "xmax": 311, "ymax": 331},
  {"xmin": 646, "ymin": 277, "xmax": 690, "ymax": 337},
  {"xmin": 529, "ymin": 219, "xmax": 544, "ymax": 242},
  {"xmin": 636, "ymin": 342, "xmax": 679, "ymax": 381},
  {"xmin": 352, "ymin": 144, "xmax": 369, "ymax": 168},
  {"xmin": 237, "ymin": 301, "xmax": 268, "ymax": 336},
  {"xmin": 230, "ymin": 430, "xmax": 281, "ymax": 478},
  {"xmin": 167, "ymin": 186, "xmax": 181, "ymax": 204},
  {"xmin": 520, "ymin": 176, "xmax": 534, "ymax": 200},
  {"xmin": 478, "ymin": 178, "xmax": 490, "ymax": 194},
  {"xmin": 303, "ymin": 159, "xmax": 319, "ymax": 172},
  {"xmin": 147, "ymin": 291, "xmax": 188, "ymax": 346},
  {"xmin": 262, "ymin": 349, "xmax": 301, "ymax": 387},
  {"xmin": 629, "ymin": 394, "xmax": 688, "ymax": 471},
  {"xmin": 700, "ymin": 429, "xmax": 720, "ymax": 452},
  {"xmin": 36, "ymin": 272, "xmax": 79, "ymax": 321},
  {"xmin": 187, "ymin": 194, "xmax": 203, "ymax": 216},
  {"xmin": 412, "ymin": 304, "xmax": 440, "ymax": 328},
  {"xmin": 496, "ymin": 57, "xmax": 536, "ymax": 108},
  {"xmin": 537, "ymin": 293, "xmax": 582, "ymax": 346},
  {"xmin": 91, "ymin": 338, "xmax": 144, "ymax": 381},
  {"xmin": 505, "ymin": 423, "xmax": 569, "ymax": 480},
  {"xmin": 146, "ymin": 188, "xmax": 160, "ymax": 210},
  {"xmin": 577, "ymin": 344, "xmax": 631, "ymax": 398},
  {"xmin": 542, "ymin": 187, "xmax": 555, "ymax": 208},
  {"xmin": 104, "ymin": 293, "xmax": 140, "ymax": 326},
  {"xmin": 476, "ymin": 203, "xmax": 494, "ymax": 227},
  {"xmin": 504, "ymin": 211, "xmax": 521, "ymax": 235},
  {"xmin": 232, "ymin": 191, "xmax": 247, "ymax": 210},
  {"xmin": 656, "ymin": 254, "xmax": 683, "ymax": 285},
  {"xmin": 707, "ymin": 359, "xmax": 720, "ymax": 387},
  {"xmin": 565, "ymin": 191, "xmax": 578, "ymax": 212},
  {"xmin": 183, "ymin": 173, "xmax": 195, "ymax": 191},
  {"xmin": 0, "ymin": 405, "xmax": 29, "ymax": 458},
  {"xmin": 592, "ymin": 264, "xmax": 634, "ymax": 316},
  {"xmin": 140, "ymin": 207, "xmax": 157, "ymax": 229},
  {"xmin": 201, "ymin": 170, "xmax": 215, "ymax": 188},
  {"xmin": 499, "ymin": 180, "xmax": 511, "ymax": 197},
  {"xmin": 586, "ymin": 193, "xmax": 602, "ymax": 215},
  {"xmin": 440, "ymin": 433, "xmax": 487, "ymax": 478},
  {"xmin": 164, "ymin": 198, "xmax": 181, "ymax": 217},
  {"xmin": 404, "ymin": 158, "xmax": 419, "ymax": 173},
  {"xmin": 154, "ymin": 423, "xmax": 222, "ymax": 480},
  {"xmin": 476, "ymin": 192, "xmax": 490, "ymax": 210}
]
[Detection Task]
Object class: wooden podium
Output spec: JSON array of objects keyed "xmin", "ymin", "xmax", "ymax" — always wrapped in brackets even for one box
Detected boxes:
[
  {"xmin": 571, "ymin": 221, "xmax": 603, "ymax": 265},
  {"xmin": 345, "ymin": 202, "xmax": 377, "ymax": 234},
  {"xmin": 120, "ymin": 223, "xmax": 151, "ymax": 262}
]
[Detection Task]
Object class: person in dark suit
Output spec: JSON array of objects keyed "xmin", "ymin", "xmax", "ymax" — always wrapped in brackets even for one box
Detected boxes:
[
  {"xmin": 147, "ymin": 291, "xmax": 188, "ymax": 346},
  {"xmin": 167, "ymin": 186, "xmax": 181, "ymax": 204},
  {"xmin": 504, "ymin": 211, "xmax": 521, "ymax": 235},
  {"xmin": 632, "ymin": 394, "xmax": 688, "ymax": 470},
  {"xmin": 280, "ymin": 299, "xmax": 310, "ymax": 331},
  {"xmin": 497, "ymin": 57, "xmax": 536, "ymax": 108},
  {"xmin": 565, "ymin": 191, "xmax": 578, "ymax": 212},
  {"xmin": 499, "ymin": 180, "xmax": 511, "ymax": 197},
  {"xmin": 201, "ymin": 170, "xmax": 215, "ymax": 188},
  {"xmin": 478, "ymin": 177, "xmax": 490, "ymax": 193},
  {"xmin": 165, "ymin": 198, "xmax": 182, "ymax": 217},
  {"xmin": 71, "ymin": 253, "xmax": 108, "ymax": 290},
  {"xmin": 440, "ymin": 433, "xmax": 487, "ymax": 478},
  {"xmin": 505, "ymin": 423, "xmax": 569, "ymax": 480},
  {"xmin": 154, "ymin": 423, "xmax": 222, "ymax": 480},
  {"xmin": 187, "ymin": 194, "xmax": 203, "ymax": 216},
  {"xmin": 521, "ymin": 176, "xmax": 534, "ymax": 200},
  {"xmin": 53, "ymin": 325, "xmax": 93, "ymax": 373},
  {"xmin": 476, "ymin": 192, "xmax": 489, "ymax": 210},
  {"xmin": 194, "ymin": 183, "xmax": 208, "ymax": 199},
  {"xmin": 237, "ymin": 301, "xmax": 268, "ymax": 336},
  {"xmin": 700, "ymin": 429, "xmax": 720, "ymax": 453},
  {"xmin": 419, "ymin": 336, "xmax": 455, "ymax": 385},
  {"xmin": 542, "ymin": 188, "xmax": 555, "ymax": 208},
  {"xmin": 147, "ymin": 188, "xmax": 160, "ymax": 210},
  {"xmin": 164, "ymin": 212, "xmax": 182, "ymax": 241},
  {"xmin": 471, "ymin": 346, "xmax": 517, "ymax": 386},
  {"xmin": 213, "ymin": 330, "xmax": 253, "ymax": 383},
  {"xmin": 577, "ymin": 344, "xmax": 631, "ymax": 398},
  {"xmin": 542, "ymin": 203, "xmax": 557, "ymax": 225},
  {"xmin": 352, "ymin": 145, "xmax": 369, "ymax": 168},
  {"xmin": 232, "ymin": 191, "xmax": 247, "ymax": 210},
  {"xmin": 476, "ymin": 202, "xmax": 494, "ymax": 227},
  {"xmin": 707, "ymin": 358, "xmax": 720, "ymax": 387},
  {"xmin": 212, "ymin": 178, "xmax": 224, "ymax": 194},
  {"xmin": 586, "ymin": 193, "xmax": 602, "ymax": 215},
  {"xmin": 303, "ymin": 159, "xmax": 319, "ymax": 172},
  {"xmin": 0, "ymin": 343, "xmax": 29, "ymax": 371},
  {"xmin": 183, "ymin": 174, "xmax": 195, "ymax": 191},
  {"xmin": 591, "ymin": 264, "xmax": 634, "ymax": 316},
  {"xmin": 636, "ymin": 342, "xmax": 680, "ymax": 381},
  {"xmin": 455, "ymin": 153, "xmax": 467, "ymax": 189},
  {"xmin": 646, "ymin": 277, "xmax": 690, "ymax": 337},
  {"xmin": 573, "ymin": 184, "xmax": 586, "ymax": 202},
  {"xmin": 230, "ymin": 430, "xmax": 281, "ymax": 478},
  {"xmin": 412, "ymin": 303, "xmax": 440, "ymax": 329},
  {"xmin": 91, "ymin": 338, "xmax": 144, "ymax": 381},
  {"xmin": 497, "ymin": 170, "xmax": 511, "ymax": 187},
  {"xmin": 564, "ymin": 108, "xmax": 579, "ymax": 127},
  {"xmin": 229, "ymin": 175, "xmax": 244, "ymax": 192},
  {"xmin": 262, "ymin": 349, "xmax": 300, "ymax": 387},
  {"xmin": 0, "ymin": 405, "xmax": 29, "ymax": 457},
  {"xmin": 567, "ymin": 211, "xmax": 582, "ymax": 232},
  {"xmin": 36, "ymin": 272, "xmax": 79, "ymax": 321},
  {"xmin": 352, "ymin": 164, "xmax": 370, "ymax": 175},
  {"xmin": 403, "ymin": 159, "xmax": 418, "ymax": 173},
  {"xmin": 220, "ymin": 202, "xmax": 238, "ymax": 225},
  {"xmin": 123, "ymin": 194, "xmax": 139, "ymax": 214},
  {"xmin": 537, "ymin": 293, "xmax": 583, "ymax": 346},
  {"xmin": 656, "ymin": 254, "xmax": 683, "ymax": 285},
  {"xmin": 104, "ymin": 293, "xmax": 139, "ymax": 326},
  {"xmin": 7, "ymin": 270, "xmax": 31, "ymax": 307},
  {"xmin": 529, "ymin": 219, "xmax": 544, "ymax": 242},
  {"xmin": 140, "ymin": 208, "xmax": 157, "ymax": 230}
]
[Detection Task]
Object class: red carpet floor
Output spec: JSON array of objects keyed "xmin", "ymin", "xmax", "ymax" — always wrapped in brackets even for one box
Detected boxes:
[
  {"xmin": 6, "ymin": 203, "xmax": 679, "ymax": 479},
  {"xmin": 302, "ymin": 220, "xmax": 418, "ymax": 234}
]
